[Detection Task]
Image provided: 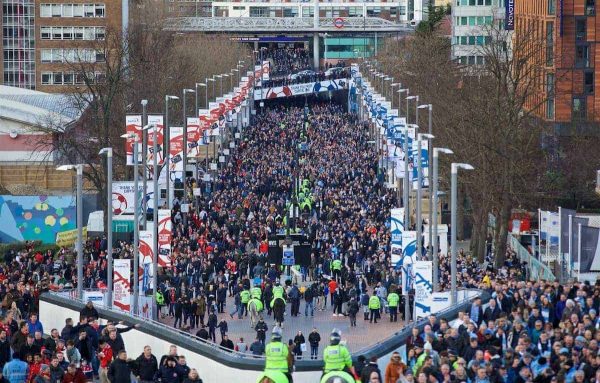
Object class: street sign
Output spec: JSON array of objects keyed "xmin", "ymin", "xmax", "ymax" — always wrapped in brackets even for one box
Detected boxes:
[{"xmin": 282, "ymin": 245, "xmax": 295, "ymax": 266}]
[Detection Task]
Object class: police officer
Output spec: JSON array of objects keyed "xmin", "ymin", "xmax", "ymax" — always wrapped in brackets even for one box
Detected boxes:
[
  {"xmin": 272, "ymin": 282, "xmax": 284, "ymax": 300},
  {"xmin": 256, "ymin": 371, "xmax": 289, "ymax": 383},
  {"xmin": 387, "ymin": 290, "xmax": 400, "ymax": 322},
  {"xmin": 241, "ymin": 288, "xmax": 251, "ymax": 317},
  {"xmin": 331, "ymin": 258, "xmax": 342, "ymax": 282},
  {"xmin": 322, "ymin": 329, "xmax": 355, "ymax": 377},
  {"xmin": 368, "ymin": 294, "xmax": 380, "ymax": 323},
  {"xmin": 156, "ymin": 290, "xmax": 165, "ymax": 318},
  {"xmin": 265, "ymin": 328, "xmax": 292, "ymax": 382},
  {"xmin": 251, "ymin": 284, "xmax": 262, "ymax": 300}
]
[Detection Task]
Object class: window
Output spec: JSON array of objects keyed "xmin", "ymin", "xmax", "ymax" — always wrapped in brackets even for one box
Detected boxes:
[
  {"xmin": 95, "ymin": 27, "xmax": 105, "ymax": 40},
  {"xmin": 546, "ymin": 73, "xmax": 555, "ymax": 119},
  {"xmin": 63, "ymin": 72, "xmax": 74, "ymax": 85},
  {"xmin": 53, "ymin": 72, "xmax": 63, "ymax": 85},
  {"xmin": 95, "ymin": 4, "xmax": 105, "ymax": 17},
  {"xmin": 40, "ymin": 4, "xmax": 52, "ymax": 17},
  {"xmin": 572, "ymin": 97, "xmax": 586, "ymax": 120},
  {"xmin": 41, "ymin": 72, "xmax": 52, "ymax": 85},
  {"xmin": 95, "ymin": 51, "xmax": 106, "ymax": 62},
  {"xmin": 74, "ymin": 27, "xmax": 84, "ymax": 40},
  {"xmin": 63, "ymin": 27, "xmax": 73, "ymax": 40},
  {"xmin": 40, "ymin": 26, "xmax": 51, "ymax": 39},
  {"xmin": 548, "ymin": 0, "xmax": 555, "ymax": 15},
  {"xmin": 468, "ymin": 56, "xmax": 475, "ymax": 65},
  {"xmin": 585, "ymin": 71, "xmax": 594, "ymax": 94},
  {"xmin": 41, "ymin": 50, "xmax": 52, "ymax": 63},
  {"xmin": 576, "ymin": 18, "xmax": 586, "ymax": 41},
  {"xmin": 546, "ymin": 21, "xmax": 554, "ymax": 66},
  {"xmin": 63, "ymin": 4, "xmax": 73, "ymax": 17},
  {"xmin": 51, "ymin": 4, "xmax": 62, "ymax": 17},
  {"xmin": 586, "ymin": 0, "xmax": 595, "ymax": 16},
  {"xmin": 52, "ymin": 27, "xmax": 62, "ymax": 40},
  {"xmin": 73, "ymin": 4, "xmax": 84, "ymax": 17},
  {"xmin": 576, "ymin": 45, "xmax": 590, "ymax": 68}
]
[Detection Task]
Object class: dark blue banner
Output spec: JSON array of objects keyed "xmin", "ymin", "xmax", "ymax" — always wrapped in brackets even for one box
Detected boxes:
[{"xmin": 505, "ymin": 0, "xmax": 515, "ymax": 30}]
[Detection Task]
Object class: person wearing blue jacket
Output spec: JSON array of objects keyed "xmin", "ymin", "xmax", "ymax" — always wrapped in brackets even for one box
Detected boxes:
[
  {"xmin": 156, "ymin": 357, "xmax": 180, "ymax": 383},
  {"xmin": 2, "ymin": 353, "xmax": 28, "ymax": 383},
  {"xmin": 25, "ymin": 314, "xmax": 43, "ymax": 337}
]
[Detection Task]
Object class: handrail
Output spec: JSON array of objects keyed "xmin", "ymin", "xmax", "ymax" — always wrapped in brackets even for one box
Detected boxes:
[
  {"xmin": 42, "ymin": 288, "xmax": 485, "ymax": 367},
  {"xmin": 46, "ymin": 291, "xmax": 266, "ymax": 360},
  {"xmin": 508, "ymin": 234, "xmax": 556, "ymax": 282}
]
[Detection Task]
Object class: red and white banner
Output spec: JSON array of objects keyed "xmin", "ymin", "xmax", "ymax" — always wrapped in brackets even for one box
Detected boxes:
[
  {"xmin": 186, "ymin": 117, "xmax": 204, "ymax": 158},
  {"xmin": 139, "ymin": 230, "xmax": 154, "ymax": 292},
  {"xmin": 169, "ymin": 127, "xmax": 184, "ymax": 172},
  {"xmin": 113, "ymin": 259, "xmax": 131, "ymax": 312},
  {"xmin": 158, "ymin": 209, "xmax": 172, "ymax": 267},
  {"xmin": 125, "ymin": 115, "xmax": 142, "ymax": 166},
  {"xmin": 262, "ymin": 61, "xmax": 270, "ymax": 81},
  {"xmin": 147, "ymin": 115, "xmax": 165, "ymax": 165},
  {"xmin": 199, "ymin": 109, "xmax": 213, "ymax": 144}
]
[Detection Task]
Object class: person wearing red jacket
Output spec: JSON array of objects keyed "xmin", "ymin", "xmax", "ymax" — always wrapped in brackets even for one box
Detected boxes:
[
  {"xmin": 97, "ymin": 339, "xmax": 113, "ymax": 383},
  {"xmin": 62, "ymin": 364, "xmax": 86, "ymax": 383}
]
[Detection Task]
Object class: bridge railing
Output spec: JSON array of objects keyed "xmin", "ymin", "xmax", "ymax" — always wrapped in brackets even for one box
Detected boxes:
[
  {"xmin": 508, "ymin": 233, "xmax": 556, "ymax": 282},
  {"xmin": 165, "ymin": 17, "xmax": 414, "ymax": 32}
]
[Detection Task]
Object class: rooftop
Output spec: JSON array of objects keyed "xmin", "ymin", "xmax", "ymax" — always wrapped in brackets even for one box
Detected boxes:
[{"xmin": 0, "ymin": 85, "xmax": 81, "ymax": 131}]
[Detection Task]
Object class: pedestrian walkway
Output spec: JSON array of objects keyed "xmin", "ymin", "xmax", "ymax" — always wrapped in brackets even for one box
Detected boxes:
[{"xmin": 160, "ymin": 293, "xmax": 408, "ymax": 355}]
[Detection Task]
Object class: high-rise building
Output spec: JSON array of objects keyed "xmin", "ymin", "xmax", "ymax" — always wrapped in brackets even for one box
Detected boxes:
[
  {"xmin": 451, "ymin": 0, "xmax": 506, "ymax": 65},
  {"xmin": 515, "ymin": 0, "xmax": 598, "ymax": 129},
  {"xmin": 1, "ymin": 1, "xmax": 122, "ymax": 92}
]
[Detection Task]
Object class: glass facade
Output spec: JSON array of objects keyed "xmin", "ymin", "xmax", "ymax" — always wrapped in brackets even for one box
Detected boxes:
[
  {"xmin": 323, "ymin": 36, "xmax": 384, "ymax": 59},
  {"xmin": 2, "ymin": 0, "xmax": 36, "ymax": 89}
]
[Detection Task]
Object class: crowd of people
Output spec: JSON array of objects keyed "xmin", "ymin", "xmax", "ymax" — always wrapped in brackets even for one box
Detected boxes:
[
  {"xmin": 260, "ymin": 47, "xmax": 312, "ymax": 78},
  {"xmin": 256, "ymin": 47, "xmax": 349, "ymax": 88},
  {"xmin": 1, "ymin": 94, "xmax": 600, "ymax": 383},
  {"xmin": 0, "ymin": 292, "xmax": 205, "ymax": 383}
]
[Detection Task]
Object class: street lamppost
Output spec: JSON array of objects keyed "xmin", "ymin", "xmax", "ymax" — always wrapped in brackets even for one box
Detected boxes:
[
  {"xmin": 416, "ymin": 133, "xmax": 434, "ymax": 260},
  {"xmin": 98, "ymin": 148, "xmax": 113, "ymax": 308},
  {"xmin": 121, "ymin": 132, "xmax": 140, "ymax": 313},
  {"xmin": 165, "ymin": 95, "xmax": 179, "ymax": 210},
  {"xmin": 57, "ymin": 164, "xmax": 84, "ymax": 300},
  {"xmin": 390, "ymin": 83, "xmax": 400, "ymax": 109},
  {"xmin": 398, "ymin": 89, "xmax": 408, "ymax": 118},
  {"xmin": 383, "ymin": 77, "xmax": 392, "ymax": 99},
  {"xmin": 451, "ymin": 162, "xmax": 474, "ymax": 304},
  {"xmin": 220, "ymin": 73, "xmax": 229, "ymax": 96},
  {"xmin": 212, "ymin": 75, "xmax": 220, "ymax": 98},
  {"xmin": 432, "ymin": 147, "xmax": 453, "ymax": 292},
  {"xmin": 140, "ymin": 100, "xmax": 149, "ymax": 231},
  {"xmin": 182, "ymin": 88, "xmax": 195, "ymax": 203},
  {"xmin": 418, "ymin": 104, "xmax": 433, "ymax": 258},
  {"xmin": 207, "ymin": 78, "xmax": 216, "ymax": 105},
  {"xmin": 406, "ymin": 95, "xmax": 419, "ymax": 125},
  {"xmin": 195, "ymin": 83, "xmax": 206, "ymax": 116},
  {"xmin": 143, "ymin": 124, "xmax": 159, "ymax": 319}
]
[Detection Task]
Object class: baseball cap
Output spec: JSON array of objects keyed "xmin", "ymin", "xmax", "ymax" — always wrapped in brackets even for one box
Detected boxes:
[
  {"xmin": 559, "ymin": 348, "xmax": 570, "ymax": 355},
  {"xmin": 484, "ymin": 329, "xmax": 493, "ymax": 336}
]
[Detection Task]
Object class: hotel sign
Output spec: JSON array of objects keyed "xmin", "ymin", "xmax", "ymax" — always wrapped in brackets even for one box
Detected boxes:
[{"xmin": 505, "ymin": 0, "xmax": 515, "ymax": 30}]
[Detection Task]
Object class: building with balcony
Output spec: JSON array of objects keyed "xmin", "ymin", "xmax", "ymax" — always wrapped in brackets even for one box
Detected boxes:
[
  {"xmin": 1, "ymin": 1, "xmax": 122, "ymax": 92},
  {"xmin": 515, "ymin": 0, "xmax": 599, "ymax": 130},
  {"xmin": 451, "ymin": 0, "xmax": 507, "ymax": 65}
]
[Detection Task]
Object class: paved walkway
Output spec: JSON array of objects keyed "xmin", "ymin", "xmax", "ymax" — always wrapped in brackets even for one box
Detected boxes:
[{"xmin": 159, "ymin": 293, "xmax": 409, "ymax": 356}]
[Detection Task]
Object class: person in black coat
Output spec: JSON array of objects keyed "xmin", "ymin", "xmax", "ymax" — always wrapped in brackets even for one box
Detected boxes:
[
  {"xmin": 195, "ymin": 326, "xmax": 209, "ymax": 341},
  {"xmin": 79, "ymin": 301, "xmax": 99, "ymax": 320},
  {"xmin": 108, "ymin": 350, "xmax": 134, "ymax": 383},
  {"xmin": 134, "ymin": 346, "xmax": 158, "ymax": 383},
  {"xmin": 156, "ymin": 357, "xmax": 180, "ymax": 383},
  {"xmin": 0, "ymin": 330, "xmax": 10, "ymax": 369}
]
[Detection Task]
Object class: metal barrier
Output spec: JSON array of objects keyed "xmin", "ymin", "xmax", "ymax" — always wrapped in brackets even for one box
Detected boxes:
[
  {"xmin": 42, "ymin": 288, "xmax": 484, "ymax": 366},
  {"xmin": 508, "ymin": 234, "xmax": 556, "ymax": 282}
]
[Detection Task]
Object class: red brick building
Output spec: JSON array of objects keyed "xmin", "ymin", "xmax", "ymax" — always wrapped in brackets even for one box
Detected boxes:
[{"xmin": 515, "ymin": 0, "xmax": 599, "ymax": 131}]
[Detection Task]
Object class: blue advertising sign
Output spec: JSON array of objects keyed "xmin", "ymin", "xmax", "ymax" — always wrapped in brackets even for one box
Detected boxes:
[
  {"xmin": 505, "ymin": 0, "xmax": 515, "ymax": 30},
  {"xmin": 282, "ymin": 246, "xmax": 295, "ymax": 266}
]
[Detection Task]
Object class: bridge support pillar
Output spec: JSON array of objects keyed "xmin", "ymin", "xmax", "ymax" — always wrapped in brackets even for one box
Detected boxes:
[{"xmin": 313, "ymin": 33, "xmax": 320, "ymax": 70}]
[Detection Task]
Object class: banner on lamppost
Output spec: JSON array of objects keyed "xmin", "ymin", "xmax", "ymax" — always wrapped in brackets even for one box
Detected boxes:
[
  {"xmin": 111, "ymin": 181, "xmax": 149, "ymax": 216},
  {"xmin": 113, "ymin": 259, "xmax": 131, "ymax": 312},
  {"xmin": 158, "ymin": 209, "xmax": 172, "ymax": 267},
  {"xmin": 401, "ymin": 231, "xmax": 417, "ymax": 295},
  {"xmin": 390, "ymin": 208, "xmax": 405, "ymax": 268},
  {"xmin": 147, "ymin": 115, "xmax": 165, "ymax": 165},
  {"xmin": 139, "ymin": 230, "xmax": 154, "ymax": 293},
  {"xmin": 186, "ymin": 117, "xmax": 202, "ymax": 159},
  {"xmin": 414, "ymin": 261, "xmax": 433, "ymax": 318},
  {"xmin": 125, "ymin": 115, "xmax": 142, "ymax": 166},
  {"xmin": 199, "ymin": 109, "xmax": 212, "ymax": 144},
  {"xmin": 169, "ymin": 127, "xmax": 184, "ymax": 172},
  {"xmin": 262, "ymin": 61, "xmax": 270, "ymax": 81},
  {"xmin": 505, "ymin": 0, "xmax": 515, "ymax": 30},
  {"xmin": 412, "ymin": 139, "xmax": 429, "ymax": 190}
]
